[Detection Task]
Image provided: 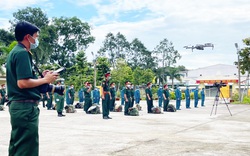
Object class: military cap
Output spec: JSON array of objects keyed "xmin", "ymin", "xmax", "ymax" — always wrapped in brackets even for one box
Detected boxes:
[{"xmin": 104, "ymin": 72, "xmax": 110, "ymax": 77}]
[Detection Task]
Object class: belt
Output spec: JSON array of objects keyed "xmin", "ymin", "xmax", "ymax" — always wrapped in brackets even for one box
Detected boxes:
[
  {"xmin": 12, "ymin": 100, "xmax": 39, "ymax": 104},
  {"xmin": 103, "ymin": 91, "xmax": 110, "ymax": 94}
]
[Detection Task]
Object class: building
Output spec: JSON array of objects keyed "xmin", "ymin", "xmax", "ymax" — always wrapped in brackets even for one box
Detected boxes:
[{"xmin": 182, "ymin": 64, "xmax": 248, "ymax": 98}]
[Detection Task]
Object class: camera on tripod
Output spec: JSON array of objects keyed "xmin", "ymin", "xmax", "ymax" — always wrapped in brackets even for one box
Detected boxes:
[{"xmin": 213, "ymin": 81, "xmax": 227, "ymax": 88}]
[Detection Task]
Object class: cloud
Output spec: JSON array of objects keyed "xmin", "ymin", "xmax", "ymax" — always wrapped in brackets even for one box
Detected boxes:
[{"xmin": 0, "ymin": 0, "xmax": 49, "ymax": 11}]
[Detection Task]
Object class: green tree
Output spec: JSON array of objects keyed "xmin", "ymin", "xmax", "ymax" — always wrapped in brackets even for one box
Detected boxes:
[
  {"xmin": 238, "ymin": 37, "xmax": 250, "ymax": 75},
  {"xmin": 50, "ymin": 16, "xmax": 95, "ymax": 68},
  {"xmin": 166, "ymin": 66, "xmax": 183, "ymax": 89},
  {"xmin": 65, "ymin": 50, "xmax": 92, "ymax": 91},
  {"xmin": 111, "ymin": 59, "xmax": 133, "ymax": 90},
  {"xmin": 133, "ymin": 67, "xmax": 155, "ymax": 85},
  {"xmin": 9, "ymin": 7, "xmax": 51, "ymax": 66},
  {"xmin": 0, "ymin": 29, "xmax": 15, "ymax": 46},
  {"xmin": 0, "ymin": 41, "xmax": 17, "ymax": 75},
  {"xmin": 154, "ymin": 38, "xmax": 181, "ymax": 67},
  {"xmin": 128, "ymin": 38, "xmax": 157, "ymax": 70},
  {"xmin": 96, "ymin": 57, "xmax": 111, "ymax": 86},
  {"xmin": 98, "ymin": 32, "xmax": 129, "ymax": 69}
]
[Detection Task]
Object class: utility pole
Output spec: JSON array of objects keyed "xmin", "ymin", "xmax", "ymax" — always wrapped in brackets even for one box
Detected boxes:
[{"xmin": 235, "ymin": 43, "xmax": 241, "ymax": 102}]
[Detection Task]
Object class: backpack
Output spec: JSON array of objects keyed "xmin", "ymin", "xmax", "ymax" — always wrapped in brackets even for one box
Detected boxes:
[
  {"xmin": 151, "ymin": 106, "xmax": 162, "ymax": 114},
  {"xmin": 87, "ymin": 104, "xmax": 101, "ymax": 114},
  {"xmin": 65, "ymin": 105, "xmax": 77, "ymax": 113},
  {"xmin": 167, "ymin": 104, "xmax": 176, "ymax": 112},
  {"xmin": 128, "ymin": 107, "xmax": 139, "ymax": 116}
]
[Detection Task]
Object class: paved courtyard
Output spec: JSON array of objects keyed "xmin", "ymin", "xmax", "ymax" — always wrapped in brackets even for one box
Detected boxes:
[{"xmin": 1, "ymin": 99, "xmax": 250, "ymax": 156}]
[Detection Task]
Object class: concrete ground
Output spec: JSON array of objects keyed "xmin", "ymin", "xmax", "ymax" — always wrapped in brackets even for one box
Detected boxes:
[{"xmin": 1, "ymin": 99, "xmax": 250, "ymax": 156}]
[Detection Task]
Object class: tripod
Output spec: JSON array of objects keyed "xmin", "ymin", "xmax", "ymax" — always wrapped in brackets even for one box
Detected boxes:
[{"xmin": 210, "ymin": 86, "xmax": 232, "ymax": 116}]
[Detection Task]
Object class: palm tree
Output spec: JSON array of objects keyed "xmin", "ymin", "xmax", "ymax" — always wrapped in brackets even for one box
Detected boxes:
[{"xmin": 166, "ymin": 67, "xmax": 183, "ymax": 89}]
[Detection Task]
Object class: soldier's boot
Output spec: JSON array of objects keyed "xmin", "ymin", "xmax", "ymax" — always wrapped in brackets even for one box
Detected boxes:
[{"xmin": 58, "ymin": 112, "xmax": 66, "ymax": 117}]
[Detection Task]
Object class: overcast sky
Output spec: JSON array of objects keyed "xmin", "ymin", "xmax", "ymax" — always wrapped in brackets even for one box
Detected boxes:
[{"xmin": 0, "ymin": 0, "xmax": 249, "ymax": 69}]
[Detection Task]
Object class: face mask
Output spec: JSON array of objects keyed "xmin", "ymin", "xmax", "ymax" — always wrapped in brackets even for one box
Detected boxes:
[
  {"xmin": 28, "ymin": 35, "xmax": 39, "ymax": 49},
  {"xmin": 127, "ymin": 85, "xmax": 131, "ymax": 88}
]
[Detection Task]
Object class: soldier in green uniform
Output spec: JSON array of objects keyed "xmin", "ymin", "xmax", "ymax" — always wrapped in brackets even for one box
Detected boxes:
[
  {"xmin": 130, "ymin": 83, "xmax": 135, "ymax": 107},
  {"xmin": 41, "ymin": 93, "xmax": 47, "ymax": 107},
  {"xmin": 101, "ymin": 73, "xmax": 112, "ymax": 119},
  {"xmin": 124, "ymin": 81, "xmax": 131, "ymax": 115},
  {"xmin": 83, "ymin": 81, "xmax": 92, "ymax": 113},
  {"xmin": 0, "ymin": 84, "xmax": 6, "ymax": 105},
  {"xmin": 46, "ymin": 90, "xmax": 53, "ymax": 110},
  {"xmin": 109, "ymin": 82, "xmax": 116, "ymax": 111},
  {"xmin": 6, "ymin": 21, "xmax": 58, "ymax": 156},
  {"xmin": 54, "ymin": 80, "xmax": 66, "ymax": 117},
  {"xmin": 69, "ymin": 84, "xmax": 75, "ymax": 105},
  {"xmin": 163, "ymin": 84, "xmax": 170, "ymax": 111},
  {"xmin": 145, "ymin": 82, "xmax": 154, "ymax": 113}
]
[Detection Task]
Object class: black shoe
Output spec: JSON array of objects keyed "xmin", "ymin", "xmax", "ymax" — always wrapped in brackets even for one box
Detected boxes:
[
  {"xmin": 107, "ymin": 116, "xmax": 112, "ymax": 119},
  {"xmin": 103, "ymin": 116, "xmax": 108, "ymax": 119},
  {"xmin": 186, "ymin": 107, "xmax": 191, "ymax": 109},
  {"xmin": 195, "ymin": 106, "xmax": 198, "ymax": 108},
  {"xmin": 61, "ymin": 114, "xmax": 66, "ymax": 116}
]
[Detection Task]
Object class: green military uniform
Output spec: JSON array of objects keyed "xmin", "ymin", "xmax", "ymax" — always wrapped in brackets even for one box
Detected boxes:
[
  {"xmin": 0, "ymin": 87, "xmax": 6, "ymax": 105},
  {"xmin": 110, "ymin": 87, "xmax": 116, "ymax": 111},
  {"xmin": 41, "ymin": 93, "xmax": 47, "ymax": 107},
  {"xmin": 69, "ymin": 87, "xmax": 75, "ymax": 105},
  {"xmin": 102, "ymin": 80, "xmax": 110, "ymax": 118},
  {"xmin": 6, "ymin": 43, "xmax": 41, "ymax": 156},
  {"xmin": 46, "ymin": 92, "xmax": 53, "ymax": 110},
  {"xmin": 145, "ymin": 87, "xmax": 153, "ymax": 113},
  {"xmin": 163, "ymin": 89, "xmax": 170, "ymax": 111},
  {"xmin": 54, "ymin": 91, "xmax": 65, "ymax": 116},
  {"xmin": 130, "ymin": 88, "xmax": 134, "ymax": 107},
  {"xmin": 83, "ymin": 87, "xmax": 92, "ymax": 113},
  {"xmin": 124, "ymin": 87, "xmax": 131, "ymax": 115}
]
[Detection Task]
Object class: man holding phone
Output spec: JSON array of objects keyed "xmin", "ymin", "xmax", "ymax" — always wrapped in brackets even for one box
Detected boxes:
[{"xmin": 6, "ymin": 21, "xmax": 58, "ymax": 156}]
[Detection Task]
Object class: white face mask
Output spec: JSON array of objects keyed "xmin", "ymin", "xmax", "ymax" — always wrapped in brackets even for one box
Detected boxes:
[
  {"xmin": 28, "ymin": 35, "xmax": 39, "ymax": 49},
  {"xmin": 127, "ymin": 85, "xmax": 131, "ymax": 88}
]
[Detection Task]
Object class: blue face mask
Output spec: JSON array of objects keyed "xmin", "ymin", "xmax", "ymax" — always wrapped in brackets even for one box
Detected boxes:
[{"xmin": 29, "ymin": 35, "xmax": 39, "ymax": 49}]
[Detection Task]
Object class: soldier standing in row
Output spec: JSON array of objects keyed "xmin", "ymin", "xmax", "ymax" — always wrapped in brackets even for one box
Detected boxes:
[
  {"xmin": 93, "ymin": 87, "xmax": 100, "ymax": 104},
  {"xmin": 185, "ymin": 86, "xmax": 191, "ymax": 109},
  {"xmin": 163, "ymin": 84, "xmax": 170, "ymax": 111},
  {"xmin": 130, "ymin": 83, "xmax": 135, "ymax": 107},
  {"xmin": 201, "ymin": 88, "xmax": 205, "ymax": 107},
  {"xmin": 110, "ymin": 82, "xmax": 116, "ymax": 111},
  {"xmin": 69, "ymin": 84, "xmax": 75, "ymax": 105},
  {"xmin": 124, "ymin": 81, "xmax": 131, "ymax": 115},
  {"xmin": 194, "ymin": 87, "xmax": 199, "ymax": 108},
  {"xmin": 0, "ymin": 84, "xmax": 6, "ymax": 105},
  {"xmin": 120, "ymin": 87, "xmax": 125, "ymax": 105},
  {"xmin": 83, "ymin": 81, "xmax": 92, "ymax": 114},
  {"xmin": 46, "ymin": 89, "xmax": 53, "ymax": 110},
  {"xmin": 157, "ymin": 85, "xmax": 163, "ymax": 108},
  {"xmin": 54, "ymin": 80, "xmax": 66, "ymax": 117},
  {"xmin": 145, "ymin": 82, "xmax": 153, "ymax": 113},
  {"xmin": 101, "ymin": 73, "xmax": 112, "ymax": 119},
  {"xmin": 175, "ymin": 87, "xmax": 182, "ymax": 110},
  {"xmin": 134, "ymin": 86, "xmax": 141, "ymax": 104}
]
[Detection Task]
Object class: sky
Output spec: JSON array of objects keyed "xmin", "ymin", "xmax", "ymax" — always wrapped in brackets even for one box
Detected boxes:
[{"xmin": 0, "ymin": 0, "xmax": 249, "ymax": 70}]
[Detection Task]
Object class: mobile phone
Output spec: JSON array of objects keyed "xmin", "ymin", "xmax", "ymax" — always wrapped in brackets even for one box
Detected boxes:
[{"xmin": 53, "ymin": 67, "xmax": 65, "ymax": 74}]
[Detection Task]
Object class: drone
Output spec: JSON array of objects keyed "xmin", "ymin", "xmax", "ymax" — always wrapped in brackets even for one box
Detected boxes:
[{"xmin": 184, "ymin": 43, "xmax": 214, "ymax": 52}]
